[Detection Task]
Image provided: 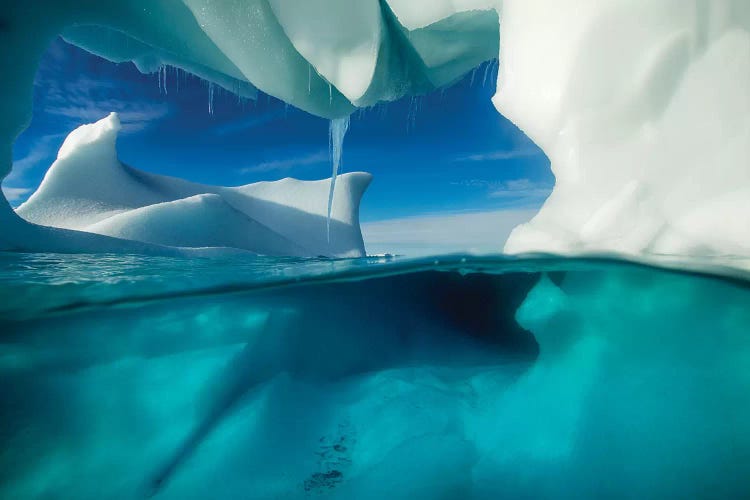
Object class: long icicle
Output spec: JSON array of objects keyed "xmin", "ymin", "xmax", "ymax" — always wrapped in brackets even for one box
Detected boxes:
[{"xmin": 327, "ymin": 116, "xmax": 351, "ymax": 245}]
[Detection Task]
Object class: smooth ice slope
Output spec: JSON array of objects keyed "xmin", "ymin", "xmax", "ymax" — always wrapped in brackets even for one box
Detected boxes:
[{"xmin": 17, "ymin": 114, "xmax": 371, "ymax": 257}]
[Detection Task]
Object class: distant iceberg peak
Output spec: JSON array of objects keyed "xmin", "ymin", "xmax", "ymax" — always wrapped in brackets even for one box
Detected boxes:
[{"xmin": 57, "ymin": 112, "xmax": 121, "ymax": 161}]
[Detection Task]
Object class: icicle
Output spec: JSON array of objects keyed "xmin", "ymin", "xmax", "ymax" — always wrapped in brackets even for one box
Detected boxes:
[
  {"xmin": 308, "ymin": 64, "xmax": 312, "ymax": 95},
  {"xmin": 326, "ymin": 115, "xmax": 351, "ymax": 244},
  {"xmin": 208, "ymin": 82, "xmax": 215, "ymax": 115},
  {"xmin": 328, "ymin": 82, "xmax": 333, "ymax": 106},
  {"xmin": 162, "ymin": 65, "xmax": 168, "ymax": 95},
  {"xmin": 469, "ymin": 67, "xmax": 478, "ymax": 87},
  {"xmin": 482, "ymin": 60, "xmax": 492, "ymax": 87},
  {"xmin": 482, "ymin": 58, "xmax": 499, "ymax": 87}
]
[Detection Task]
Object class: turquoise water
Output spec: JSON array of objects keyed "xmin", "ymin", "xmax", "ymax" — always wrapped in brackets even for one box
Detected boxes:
[{"xmin": 1, "ymin": 253, "xmax": 749, "ymax": 498}]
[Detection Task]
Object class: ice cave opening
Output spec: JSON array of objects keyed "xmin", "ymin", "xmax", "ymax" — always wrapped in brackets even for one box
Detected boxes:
[
  {"xmin": 2, "ymin": 5, "xmax": 521, "ymax": 258},
  {"xmin": 1, "ymin": 1, "xmax": 749, "ymax": 270}
]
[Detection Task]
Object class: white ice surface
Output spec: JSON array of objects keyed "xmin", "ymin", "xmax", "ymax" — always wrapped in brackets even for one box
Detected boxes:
[
  {"xmin": 17, "ymin": 113, "xmax": 371, "ymax": 257},
  {"xmin": 497, "ymin": 0, "xmax": 750, "ymax": 262}
]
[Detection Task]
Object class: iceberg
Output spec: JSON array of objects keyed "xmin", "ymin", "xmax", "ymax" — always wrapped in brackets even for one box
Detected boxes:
[
  {"xmin": 16, "ymin": 113, "xmax": 371, "ymax": 257},
  {"xmin": 0, "ymin": 0, "xmax": 748, "ymax": 265},
  {"xmin": 498, "ymin": 0, "xmax": 750, "ymax": 260}
]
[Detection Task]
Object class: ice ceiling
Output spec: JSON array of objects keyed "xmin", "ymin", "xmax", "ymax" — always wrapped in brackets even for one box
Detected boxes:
[{"xmin": 1, "ymin": 1, "xmax": 749, "ymax": 265}]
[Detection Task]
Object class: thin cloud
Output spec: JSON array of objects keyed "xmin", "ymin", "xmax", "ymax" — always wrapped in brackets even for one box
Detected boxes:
[
  {"xmin": 213, "ymin": 109, "xmax": 285, "ymax": 136},
  {"xmin": 37, "ymin": 52, "xmax": 171, "ymax": 134},
  {"xmin": 240, "ymin": 151, "xmax": 328, "ymax": 174},
  {"xmin": 488, "ymin": 178, "xmax": 552, "ymax": 200},
  {"xmin": 2, "ymin": 186, "xmax": 32, "ymax": 203},
  {"xmin": 5, "ymin": 134, "xmax": 64, "ymax": 184},
  {"xmin": 454, "ymin": 148, "xmax": 542, "ymax": 162},
  {"xmin": 452, "ymin": 177, "xmax": 552, "ymax": 203},
  {"xmin": 362, "ymin": 208, "xmax": 538, "ymax": 256},
  {"xmin": 46, "ymin": 101, "xmax": 170, "ymax": 134}
]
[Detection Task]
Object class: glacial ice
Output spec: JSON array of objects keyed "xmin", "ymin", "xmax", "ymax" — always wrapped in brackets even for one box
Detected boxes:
[
  {"xmin": 17, "ymin": 113, "xmax": 371, "ymax": 258},
  {"xmin": 0, "ymin": 0, "xmax": 748, "ymax": 265},
  {"xmin": 497, "ymin": 0, "xmax": 750, "ymax": 260}
]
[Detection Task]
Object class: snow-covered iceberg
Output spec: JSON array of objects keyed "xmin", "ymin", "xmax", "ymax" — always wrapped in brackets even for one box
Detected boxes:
[
  {"xmin": 0, "ymin": 0, "xmax": 748, "ymax": 265},
  {"xmin": 17, "ymin": 113, "xmax": 371, "ymax": 256},
  {"xmin": 16, "ymin": 113, "xmax": 371, "ymax": 257}
]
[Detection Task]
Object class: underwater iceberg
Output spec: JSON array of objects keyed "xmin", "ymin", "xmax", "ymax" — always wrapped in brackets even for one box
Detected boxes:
[{"xmin": 1, "ymin": 255, "xmax": 750, "ymax": 499}]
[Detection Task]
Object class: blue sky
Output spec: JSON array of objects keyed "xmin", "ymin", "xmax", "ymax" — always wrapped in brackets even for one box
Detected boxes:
[{"xmin": 6, "ymin": 37, "xmax": 552, "ymax": 252}]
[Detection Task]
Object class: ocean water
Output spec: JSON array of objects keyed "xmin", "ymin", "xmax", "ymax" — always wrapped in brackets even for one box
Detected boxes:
[{"xmin": 0, "ymin": 252, "xmax": 749, "ymax": 499}]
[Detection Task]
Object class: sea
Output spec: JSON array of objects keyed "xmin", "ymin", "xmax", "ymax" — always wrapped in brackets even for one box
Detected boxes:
[{"xmin": 0, "ymin": 252, "xmax": 748, "ymax": 499}]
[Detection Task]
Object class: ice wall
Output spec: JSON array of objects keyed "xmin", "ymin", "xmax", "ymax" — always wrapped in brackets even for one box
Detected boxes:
[
  {"xmin": 1, "ymin": 1, "xmax": 748, "ymax": 263},
  {"xmin": 497, "ymin": 0, "xmax": 750, "ymax": 259}
]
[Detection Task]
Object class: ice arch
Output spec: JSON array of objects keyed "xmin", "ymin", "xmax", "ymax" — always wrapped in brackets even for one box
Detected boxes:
[{"xmin": 1, "ymin": 1, "xmax": 749, "ymax": 265}]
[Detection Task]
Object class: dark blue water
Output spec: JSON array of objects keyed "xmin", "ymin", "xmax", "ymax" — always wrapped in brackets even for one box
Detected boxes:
[{"xmin": 1, "ymin": 253, "xmax": 749, "ymax": 499}]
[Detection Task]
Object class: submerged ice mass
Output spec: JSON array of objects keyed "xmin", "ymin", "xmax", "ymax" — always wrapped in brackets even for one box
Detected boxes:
[
  {"xmin": 1, "ymin": 255, "xmax": 749, "ymax": 498},
  {"xmin": 0, "ymin": 1, "xmax": 748, "ymax": 263},
  {"xmin": 17, "ymin": 113, "xmax": 371, "ymax": 257}
]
